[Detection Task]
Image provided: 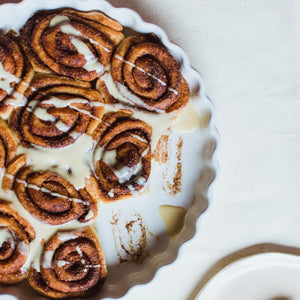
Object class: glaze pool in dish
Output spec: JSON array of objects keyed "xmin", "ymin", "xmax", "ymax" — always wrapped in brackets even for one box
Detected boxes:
[{"xmin": 0, "ymin": 0, "xmax": 217, "ymax": 299}]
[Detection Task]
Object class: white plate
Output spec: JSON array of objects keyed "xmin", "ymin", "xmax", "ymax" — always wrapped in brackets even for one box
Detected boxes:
[
  {"xmin": 0, "ymin": 0, "xmax": 217, "ymax": 298},
  {"xmin": 196, "ymin": 252, "xmax": 300, "ymax": 300}
]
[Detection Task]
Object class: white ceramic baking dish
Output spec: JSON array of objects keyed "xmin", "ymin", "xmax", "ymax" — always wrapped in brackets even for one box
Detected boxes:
[{"xmin": 0, "ymin": 0, "xmax": 218, "ymax": 299}]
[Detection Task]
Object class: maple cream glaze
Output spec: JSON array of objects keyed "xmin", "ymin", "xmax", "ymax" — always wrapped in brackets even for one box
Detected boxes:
[
  {"xmin": 0, "ymin": 8, "xmax": 202, "ymax": 298},
  {"xmin": 159, "ymin": 205, "xmax": 187, "ymax": 237},
  {"xmin": 0, "ymin": 62, "xmax": 21, "ymax": 95}
]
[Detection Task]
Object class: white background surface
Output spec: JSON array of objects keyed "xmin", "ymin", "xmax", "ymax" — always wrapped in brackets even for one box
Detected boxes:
[
  {"xmin": 106, "ymin": 0, "xmax": 300, "ymax": 299},
  {"xmin": 0, "ymin": 0, "xmax": 297, "ymax": 299}
]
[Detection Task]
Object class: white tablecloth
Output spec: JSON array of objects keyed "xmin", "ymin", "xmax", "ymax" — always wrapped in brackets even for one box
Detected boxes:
[{"xmin": 107, "ymin": 0, "xmax": 300, "ymax": 299}]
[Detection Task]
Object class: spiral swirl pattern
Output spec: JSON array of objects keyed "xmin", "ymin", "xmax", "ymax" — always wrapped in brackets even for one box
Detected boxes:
[
  {"xmin": 109, "ymin": 34, "xmax": 190, "ymax": 112},
  {"xmin": 14, "ymin": 167, "xmax": 97, "ymax": 225},
  {"xmin": 0, "ymin": 200, "xmax": 35, "ymax": 284},
  {"xmin": 87, "ymin": 111, "xmax": 152, "ymax": 202},
  {"xmin": 9, "ymin": 74, "xmax": 104, "ymax": 148},
  {"xmin": 20, "ymin": 8, "xmax": 124, "ymax": 81},
  {"xmin": 28, "ymin": 227, "xmax": 107, "ymax": 298},
  {"xmin": 0, "ymin": 33, "xmax": 34, "ymax": 116}
]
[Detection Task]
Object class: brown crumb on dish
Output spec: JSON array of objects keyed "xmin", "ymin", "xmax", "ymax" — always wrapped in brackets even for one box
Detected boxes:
[
  {"xmin": 166, "ymin": 137, "xmax": 183, "ymax": 196},
  {"xmin": 111, "ymin": 211, "xmax": 155, "ymax": 264},
  {"xmin": 153, "ymin": 134, "xmax": 169, "ymax": 165}
]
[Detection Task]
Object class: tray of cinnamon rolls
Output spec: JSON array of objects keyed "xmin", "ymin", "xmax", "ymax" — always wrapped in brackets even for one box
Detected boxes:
[{"xmin": 0, "ymin": 0, "xmax": 217, "ymax": 299}]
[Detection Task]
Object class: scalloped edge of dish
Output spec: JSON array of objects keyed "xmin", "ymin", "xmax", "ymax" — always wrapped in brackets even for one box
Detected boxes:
[{"xmin": 0, "ymin": 0, "xmax": 219, "ymax": 299}]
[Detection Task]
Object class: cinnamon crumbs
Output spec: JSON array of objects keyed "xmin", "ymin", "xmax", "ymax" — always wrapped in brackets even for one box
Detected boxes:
[
  {"xmin": 111, "ymin": 211, "xmax": 154, "ymax": 264},
  {"xmin": 166, "ymin": 137, "xmax": 183, "ymax": 196},
  {"xmin": 153, "ymin": 134, "xmax": 169, "ymax": 165}
]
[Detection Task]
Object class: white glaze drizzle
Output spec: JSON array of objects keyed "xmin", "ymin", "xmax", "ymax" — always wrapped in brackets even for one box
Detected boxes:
[
  {"xmin": 42, "ymin": 250, "xmax": 54, "ymax": 268},
  {"xmin": 114, "ymin": 164, "xmax": 140, "ymax": 184},
  {"xmin": 136, "ymin": 176, "xmax": 147, "ymax": 185},
  {"xmin": 114, "ymin": 54, "xmax": 179, "ymax": 95},
  {"xmin": 56, "ymin": 260, "xmax": 69, "ymax": 267},
  {"xmin": 6, "ymin": 92, "xmax": 27, "ymax": 108},
  {"xmin": 76, "ymin": 245, "xmax": 83, "ymax": 256},
  {"xmin": 0, "ymin": 62, "xmax": 20, "ymax": 95},
  {"xmin": 0, "ymin": 227, "xmax": 15, "ymax": 248},
  {"xmin": 15, "ymin": 178, "xmax": 88, "ymax": 205},
  {"xmin": 94, "ymin": 132, "xmax": 150, "ymax": 185},
  {"xmin": 59, "ymin": 23, "xmax": 111, "ymax": 53},
  {"xmin": 50, "ymin": 18, "xmax": 111, "ymax": 74},
  {"xmin": 29, "ymin": 96, "xmax": 103, "ymax": 130},
  {"xmin": 130, "ymin": 133, "xmax": 148, "ymax": 144},
  {"xmin": 127, "ymin": 184, "xmax": 136, "ymax": 193},
  {"xmin": 54, "ymin": 120, "xmax": 71, "ymax": 132},
  {"xmin": 3, "ymin": 173, "xmax": 14, "ymax": 180},
  {"xmin": 102, "ymin": 72, "xmax": 163, "ymax": 113},
  {"xmin": 69, "ymin": 131, "xmax": 82, "ymax": 140},
  {"xmin": 40, "ymin": 96, "xmax": 88, "ymax": 107},
  {"xmin": 17, "ymin": 133, "xmax": 95, "ymax": 188},
  {"xmin": 57, "ymin": 232, "xmax": 78, "ymax": 242},
  {"xmin": 102, "ymin": 149, "xmax": 117, "ymax": 166},
  {"xmin": 108, "ymin": 189, "xmax": 115, "ymax": 198},
  {"xmin": 117, "ymin": 82, "xmax": 158, "ymax": 111},
  {"xmin": 49, "ymin": 15, "xmax": 70, "ymax": 27},
  {"xmin": 84, "ymin": 209, "xmax": 94, "ymax": 221},
  {"xmin": 56, "ymin": 259, "xmax": 100, "ymax": 269},
  {"xmin": 83, "ymin": 264, "xmax": 101, "ymax": 268},
  {"xmin": 17, "ymin": 241, "xmax": 29, "ymax": 256},
  {"xmin": 173, "ymin": 101, "xmax": 201, "ymax": 132},
  {"xmin": 69, "ymin": 104, "xmax": 102, "ymax": 121},
  {"xmin": 70, "ymin": 37, "xmax": 104, "ymax": 73},
  {"xmin": 33, "ymin": 107, "xmax": 56, "ymax": 122}
]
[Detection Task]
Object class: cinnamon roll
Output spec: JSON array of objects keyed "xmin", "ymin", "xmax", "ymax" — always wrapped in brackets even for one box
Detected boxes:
[
  {"xmin": 28, "ymin": 227, "xmax": 107, "ymax": 299},
  {"xmin": 100, "ymin": 33, "xmax": 190, "ymax": 112},
  {"xmin": 0, "ymin": 32, "xmax": 34, "ymax": 117},
  {"xmin": 13, "ymin": 166, "xmax": 97, "ymax": 225},
  {"xmin": 9, "ymin": 73, "xmax": 104, "ymax": 148},
  {"xmin": 20, "ymin": 8, "xmax": 124, "ymax": 81},
  {"xmin": 87, "ymin": 111, "xmax": 152, "ymax": 202},
  {"xmin": 0, "ymin": 200, "xmax": 35, "ymax": 284}
]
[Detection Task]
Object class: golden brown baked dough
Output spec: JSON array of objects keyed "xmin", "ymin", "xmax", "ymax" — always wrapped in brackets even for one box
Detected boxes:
[
  {"xmin": 13, "ymin": 166, "xmax": 97, "ymax": 225},
  {"xmin": 9, "ymin": 73, "xmax": 104, "ymax": 148},
  {"xmin": 86, "ymin": 111, "xmax": 152, "ymax": 202},
  {"xmin": 0, "ymin": 200, "xmax": 35, "ymax": 284},
  {"xmin": 0, "ymin": 117, "xmax": 18, "ymax": 168},
  {"xmin": 2, "ymin": 154, "xmax": 26, "ymax": 191},
  {"xmin": 20, "ymin": 8, "xmax": 124, "ymax": 81},
  {"xmin": 97, "ymin": 33, "xmax": 190, "ymax": 112},
  {"xmin": 0, "ymin": 32, "xmax": 34, "ymax": 116},
  {"xmin": 28, "ymin": 227, "xmax": 107, "ymax": 299}
]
